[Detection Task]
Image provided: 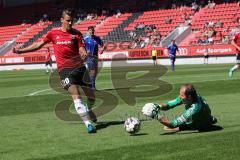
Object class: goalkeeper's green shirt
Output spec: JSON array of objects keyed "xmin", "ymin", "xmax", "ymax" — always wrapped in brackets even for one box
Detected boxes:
[{"xmin": 166, "ymin": 95, "xmax": 212, "ymax": 128}]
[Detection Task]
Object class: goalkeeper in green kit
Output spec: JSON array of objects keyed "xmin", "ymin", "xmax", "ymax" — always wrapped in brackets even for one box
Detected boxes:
[{"xmin": 142, "ymin": 83, "xmax": 218, "ymax": 132}]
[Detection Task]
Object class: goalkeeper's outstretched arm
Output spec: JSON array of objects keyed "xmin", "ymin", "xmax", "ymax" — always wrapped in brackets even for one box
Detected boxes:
[
  {"xmin": 158, "ymin": 116, "xmax": 172, "ymax": 127},
  {"xmin": 159, "ymin": 104, "xmax": 170, "ymax": 110},
  {"xmin": 160, "ymin": 97, "xmax": 183, "ymax": 111}
]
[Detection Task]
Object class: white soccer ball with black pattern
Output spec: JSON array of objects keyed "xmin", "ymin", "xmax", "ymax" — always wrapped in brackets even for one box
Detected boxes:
[{"xmin": 124, "ymin": 117, "xmax": 141, "ymax": 134}]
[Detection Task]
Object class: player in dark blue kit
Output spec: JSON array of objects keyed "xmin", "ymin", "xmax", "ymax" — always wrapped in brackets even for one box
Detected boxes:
[
  {"xmin": 167, "ymin": 40, "xmax": 179, "ymax": 71},
  {"xmin": 84, "ymin": 26, "xmax": 105, "ymax": 90}
]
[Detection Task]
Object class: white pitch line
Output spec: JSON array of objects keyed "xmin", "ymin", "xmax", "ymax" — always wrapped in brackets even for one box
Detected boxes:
[
  {"xmin": 28, "ymin": 89, "xmax": 51, "ymax": 96},
  {"xmin": 171, "ymin": 77, "xmax": 240, "ymax": 85}
]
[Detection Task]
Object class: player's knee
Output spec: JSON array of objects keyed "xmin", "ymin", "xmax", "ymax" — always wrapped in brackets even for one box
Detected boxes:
[{"xmin": 67, "ymin": 85, "xmax": 80, "ymax": 95}]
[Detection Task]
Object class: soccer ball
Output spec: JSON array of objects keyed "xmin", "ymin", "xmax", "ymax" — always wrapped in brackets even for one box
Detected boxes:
[{"xmin": 124, "ymin": 117, "xmax": 141, "ymax": 134}]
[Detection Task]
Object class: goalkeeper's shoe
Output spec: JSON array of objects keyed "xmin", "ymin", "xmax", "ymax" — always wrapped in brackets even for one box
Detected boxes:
[
  {"xmin": 87, "ymin": 124, "xmax": 96, "ymax": 134},
  {"xmin": 211, "ymin": 116, "xmax": 218, "ymax": 125}
]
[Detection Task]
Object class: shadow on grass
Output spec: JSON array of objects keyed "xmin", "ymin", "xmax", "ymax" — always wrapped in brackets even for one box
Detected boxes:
[
  {"xmin": 130, "ymin": 133, "xmax": 148, "ymax": 136},
  {"xmin": 95, "ymin": 121, "xmax": 125, "ymax": 130},
  {"xmin": 94, "ymin": 119, "xmax": 151, "ymax": 130},
  {"xmin": 161, "ymin": 125, "xmax": 223, "ymax": 135}
]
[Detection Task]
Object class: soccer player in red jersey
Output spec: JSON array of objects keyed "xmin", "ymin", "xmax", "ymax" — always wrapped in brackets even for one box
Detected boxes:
[
  {"xmin": 229, "ymin": 31, "xmax": 240, "ymax": 77},
  {"xmin": 45, "ymin": 47, "xmax": 53, "ymax": 74},
  {"xmin": 13, "ymin": 9, "xmax": 97, "ymax": 134}
]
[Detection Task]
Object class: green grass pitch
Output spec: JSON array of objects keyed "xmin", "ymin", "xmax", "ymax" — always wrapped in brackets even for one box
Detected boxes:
[{"xmin": 0, "ymin": 64, "xmax": 239, "ymax": 160}]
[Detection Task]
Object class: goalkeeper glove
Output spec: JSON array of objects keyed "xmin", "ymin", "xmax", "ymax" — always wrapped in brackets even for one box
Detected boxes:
[{"xmin": 142, "ymin": 103, "xmax": 162, "ymax": 119}]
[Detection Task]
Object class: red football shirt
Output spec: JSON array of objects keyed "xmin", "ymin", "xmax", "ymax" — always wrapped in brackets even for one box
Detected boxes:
[
  {"xmin": 234, "ymin": 32, "xmax": 240, "ymax": 48},
  {"xmin": 43, "ymin": 28, "xmax": 85, "ymax": 71}
]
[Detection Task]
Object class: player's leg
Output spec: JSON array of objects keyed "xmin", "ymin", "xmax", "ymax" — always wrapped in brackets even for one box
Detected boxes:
[
  {"xmin": 60, "ymin": 68, "xmax": 96, "ymax": 133},
  {"xmin": 91, "ymin": 59, "xmax": 99, "ymax": 90},
  {"xmin": 152, "ymin": 57, "xmax": 155, "ymax": 67},
  {"xmin": 89, "ymin": 69, "xmax": 96, "ymax": 90},
  {"xmin": 170, "ymin": 58, "xmax": 175, "ymax": 71},
  {"xmin": 154, "ymin": 60, "xmax": 157, "ymax": 67},
  {"xmin": 229, "ymin": 64, "xmax": 240, "ymax": 77},
  {"xmin": 45, "ymin": 63, "xmax": 49, "ymax": 73},
  {"xmin": 49, "ymin": 60, "xmax": 53, "ymax": 73},
  {"xmin": 78, "ymin": 66, "xmax": 97, "ymax": 123},
  {"xmin": 153, "ymin": 56, "xmax": 157, "ymax": 67},
  {"xmin": 68, "ymin": 85, "xmax": 96, "ymax": 133},
  {"xmin": 86, "ymin": 59, "xmax": 96, "ymax": 90},
  {"xmin": 229, "ymin": 54, "xmax": 240, "ymax": 77},
  {"xmin": 82, "ymin": 86, "xmax": 97, "ymax": 123},
  {"xmin": 92, "ymin": 60, "xmax": 99, "ymax": 89}
]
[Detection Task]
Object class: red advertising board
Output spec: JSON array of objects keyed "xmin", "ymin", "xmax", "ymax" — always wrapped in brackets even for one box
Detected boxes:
[
  {"xmin": 128, "ymin": 44, "xmax": 236, "ymax": 59},
  {"xmin": 0, "ymin": 44, "xmax": 237, "ymax": 65}
]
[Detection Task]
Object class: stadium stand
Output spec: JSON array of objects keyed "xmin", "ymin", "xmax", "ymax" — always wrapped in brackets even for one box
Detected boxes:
[
  {"xmin": 0, "ymin": 24, "xmax": 31, "ymax": 45},
  {"xmin": 125, "ymin": 7, "xmax": 194, "ymax": 37},
  {"xmin": 1, "ymin": 0, "xmax": 240, "ymax": 56},
  {"xmin": 188, "ymin": 2, "xmax": 240, "ymax": 45}
]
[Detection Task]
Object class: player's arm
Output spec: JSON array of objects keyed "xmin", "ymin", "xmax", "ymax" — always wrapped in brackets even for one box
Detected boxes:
[
  {"xmin": 99, "ymin": 45, "xmax": 106, "ymax": 55},
  {"xmin": 79, "ymin": 46, "xmax": 88, "ymax": 60},
  {"xmin": 78, "ymin": 33, "xmax": 88, "ymax": 60},
  {"xmin": 160, "ymin": 97, "xmax": 183, "ymax": 111},
  {"xmin": 231, "ymin": 40, "xmax": 240, "ymax": 51},
  {"xmin": 176, "ymin": 45, "xmax": 179, "ymax": 54},
  {"xmin": 164, "ymin": 103, "xmax": 201, "ymax": 128},
  {"xmin": 158, "ymin": 116, "xmax": 180, "ymax": 132},
  {"xmin": 13, "ymin": 41, "xmax": 46, "ymax": 54},
  {"xmin": 98, "ymin": 38, "xmax": 106, "ymax": 54}
]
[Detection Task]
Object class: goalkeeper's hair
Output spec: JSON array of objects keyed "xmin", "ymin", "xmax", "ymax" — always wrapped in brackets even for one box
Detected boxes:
[
  {"xmin": 61, "ymin": 8, "xmax": 74, "ymax": 18},
  {"xmin": 181, "ymin": 84, "xmax": 198, "ymax": 102}
]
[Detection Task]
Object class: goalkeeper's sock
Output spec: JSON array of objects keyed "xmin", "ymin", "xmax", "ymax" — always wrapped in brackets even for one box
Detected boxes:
[{"xmin": 74, "ymin": 99, "xmax": 91, "ymax": 127}]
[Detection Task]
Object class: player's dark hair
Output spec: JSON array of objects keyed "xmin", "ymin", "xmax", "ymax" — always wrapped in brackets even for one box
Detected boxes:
[
  {"xmin": 88, "ymin": 26, "xmax": 94, "ymax": 30},
  {"xmin": 61, "ymin": 8, "xmax": 74, "ymax": 18},
  {"xmin": 182, "ymin": 84, "xmax": 198, "ymax": 102}
]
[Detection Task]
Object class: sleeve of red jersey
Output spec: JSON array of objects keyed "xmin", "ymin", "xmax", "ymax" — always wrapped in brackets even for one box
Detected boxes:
[{"xmin": 43, "ymin": 31, "xmax": 52, "ymax": 43}]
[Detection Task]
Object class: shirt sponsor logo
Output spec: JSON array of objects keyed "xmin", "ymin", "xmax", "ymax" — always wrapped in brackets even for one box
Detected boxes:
[{"xmin": 56, "ymin": 41, "xmax": 73, "ymax": 45}]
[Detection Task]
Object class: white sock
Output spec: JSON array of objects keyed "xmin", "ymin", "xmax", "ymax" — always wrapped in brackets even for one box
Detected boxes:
[
  {"xmin": 74, "ymin": 99, "xmax": 91, "ymax": 127},
  {"xmin": 230, "ymin": 65, "xmax": 238, "ymax": 72}
]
